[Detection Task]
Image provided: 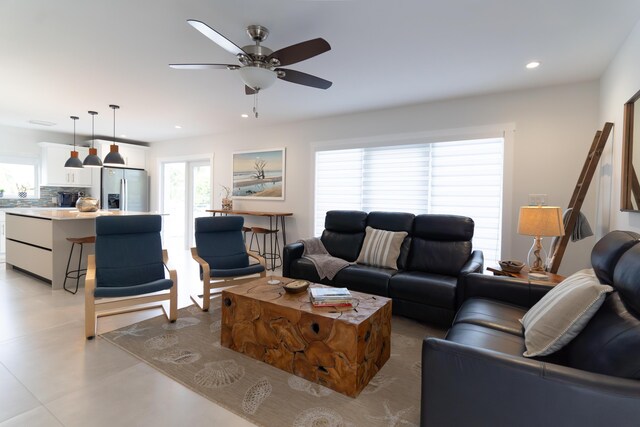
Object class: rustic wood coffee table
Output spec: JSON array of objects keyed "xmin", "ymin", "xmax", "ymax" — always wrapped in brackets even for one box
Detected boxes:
[{"xmin": 220, "ymin": 277, "xmax": 392, "ymax": 397}]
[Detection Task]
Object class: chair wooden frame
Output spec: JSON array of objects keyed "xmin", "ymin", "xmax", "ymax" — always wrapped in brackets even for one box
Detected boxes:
[
  {"xmin": 85, "ymin": 249, "xmax": 178, "ymax": 339},
  {"xmin": 190, "ymin": 247, "xmax": 266, "ymax": 311}
]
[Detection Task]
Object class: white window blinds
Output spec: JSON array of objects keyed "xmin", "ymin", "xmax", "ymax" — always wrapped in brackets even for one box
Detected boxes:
[{"xmin": 314, "ymin": 137, "xmax": 504, "ymax": 266}]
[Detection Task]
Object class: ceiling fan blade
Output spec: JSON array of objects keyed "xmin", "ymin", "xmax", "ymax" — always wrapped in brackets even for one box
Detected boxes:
[
  {"xmin": 169, "ymin": 63, "xmax": 238, "ymax": 70},
  {"xmin": 245, "ymin": 86, "xmax": 257, "ymax": 95},
  {"xmin": 187, "ymin": 19, "xmax": 247, "ymax": 57},
  {"xmin": 268, "ymin": 38, "xmax": 331, "ymax": 67},
  {"xmin": 276, "ymin": 68, "xmax": 332, "ymax": 89}
]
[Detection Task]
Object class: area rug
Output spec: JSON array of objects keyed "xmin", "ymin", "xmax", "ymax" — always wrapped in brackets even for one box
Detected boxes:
[{"xmin": 101, "ymin": 300, "xmax": 445, "ymax": 427}]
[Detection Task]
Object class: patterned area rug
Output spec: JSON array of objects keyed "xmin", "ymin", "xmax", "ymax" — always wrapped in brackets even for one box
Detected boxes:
[{"xmin": 101, "ymin": 300, "xmax": 445, "ymax": 427}]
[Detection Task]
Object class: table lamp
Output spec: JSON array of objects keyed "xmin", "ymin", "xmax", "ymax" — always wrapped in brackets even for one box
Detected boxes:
[{"xmin": 517, "ymin": 206, "xmax": 565, "ymax": 272}]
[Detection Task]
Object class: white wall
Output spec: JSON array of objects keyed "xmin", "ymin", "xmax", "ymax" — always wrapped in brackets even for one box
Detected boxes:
[
  {"xmin": 0, "ymin": 125, "xmax": 72, "ymax": 157},
  {"xmin": 599, "ymin": 20, "xmax": 640, "ymax": 233},
  {"xmin": 151, "ymin": 80, "xmax": 599, "ymax": 275}
]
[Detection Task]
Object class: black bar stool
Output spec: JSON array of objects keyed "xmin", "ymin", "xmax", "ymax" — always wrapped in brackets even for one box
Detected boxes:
[
  {"xmin": 63, "ymin": 235, "xmax": 96, "ymax": 294},
  {"xmin": 250, "ymin": 226, "xmax": 281, "ymax": 271}
]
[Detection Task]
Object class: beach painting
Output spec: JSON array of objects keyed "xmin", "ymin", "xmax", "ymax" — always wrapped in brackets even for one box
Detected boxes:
[{"xmin": 232, "ymin": 148, "xmax": 285, "ymax": 200}]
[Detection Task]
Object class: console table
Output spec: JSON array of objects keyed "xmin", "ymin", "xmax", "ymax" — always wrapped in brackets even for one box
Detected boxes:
[
  {"xmin": 206, "ymin": 209, "xmax": 293, "ymax": 244},
  {"xmin": 206, "ymin": 210, "xmax": 293, "ymax": 270}
]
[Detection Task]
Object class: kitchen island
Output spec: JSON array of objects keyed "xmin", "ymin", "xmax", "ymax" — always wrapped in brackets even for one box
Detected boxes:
[{"xmin": 5, "ymin": 209, "xmax": 159, "ymax": 290}]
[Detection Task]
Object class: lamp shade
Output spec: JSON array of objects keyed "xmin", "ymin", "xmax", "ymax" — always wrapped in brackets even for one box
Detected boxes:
[
  {"xmin": 517, "ymin": 206, "xmax": 565, "ymax": 237},
  {"xmin": 64, "ymin": 151, "xmax": 84, "ymax": 168},
  {"xmin": 65, "ymin": 115, "xmax": 83, "ymax": 169},
  {"xmin": 84, "ymin": 110, "xmax": 102, "ymax": 167},
  {"xmin": 103, "ymin": 144, "xmax": 125, "ymax": 166},
  {"xmin": 104, "ymin": 104, "xmax": 125, "ymax": 166},
  {"xmin": 238, "ymin": 66, "xmax": 277, "ymax": 90},
  {"xmin": 83, "ymin": 147, "xmax": 103, "ymax": 168}
]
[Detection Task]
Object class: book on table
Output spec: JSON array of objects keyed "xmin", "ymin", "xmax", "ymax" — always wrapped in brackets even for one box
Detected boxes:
[{"xmin": 309, "ymin": 287, "xmax": 353, "ymax": 307}]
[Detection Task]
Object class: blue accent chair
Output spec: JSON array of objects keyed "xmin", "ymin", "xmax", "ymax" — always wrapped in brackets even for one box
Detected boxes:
[
  {"xmin": 191, "ymin": 216, "xmax": 266, "ymax": 311},
  {"xmin": 85, "ymin": 215, "xmax": 178, "ymax": 339}
]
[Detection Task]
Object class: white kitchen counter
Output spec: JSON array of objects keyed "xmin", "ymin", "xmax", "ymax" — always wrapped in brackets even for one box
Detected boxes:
[
  {"xmin": 5, "ymin": 209, "xmax": 164, "ymax": 290},
  {"xmin": 5, "ymin": 208, "xmax": 158, "ymax": 220}
]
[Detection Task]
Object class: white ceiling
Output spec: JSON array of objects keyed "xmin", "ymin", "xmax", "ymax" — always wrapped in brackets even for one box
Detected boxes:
[{"xmin": 1, "ymin": 0, "xmax": 640, "ymax": 143}]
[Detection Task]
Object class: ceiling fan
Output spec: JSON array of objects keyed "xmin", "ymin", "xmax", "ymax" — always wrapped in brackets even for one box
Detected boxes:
[{"xmin": 170, "ymin": 20, "xmax": 333, "ymax": 97}]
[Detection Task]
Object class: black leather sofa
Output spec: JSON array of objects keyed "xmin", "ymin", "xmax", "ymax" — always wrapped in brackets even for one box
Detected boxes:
[
  {"xmin": 283, "ymin": 210, "xmax": 484, "ymax": 325},
  {"xmin": 421, "ymin": 230, "xmax": 640, "ymax": 426}
]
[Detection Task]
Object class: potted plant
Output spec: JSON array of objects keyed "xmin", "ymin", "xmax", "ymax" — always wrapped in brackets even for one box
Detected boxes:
[
  {"xmin": 0, "ymin": 188, "xmax": 4, "ymax": 198},
  {"xmin": 220, "ymin": 185, "xmax": 233, "ymax": 211},
  {"xmin": 16, "ymin": 184, "xmax": 27, "ymax": 198}
]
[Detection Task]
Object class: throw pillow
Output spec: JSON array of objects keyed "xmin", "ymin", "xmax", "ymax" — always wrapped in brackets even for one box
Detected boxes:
[
  {"xmin": 521, "ymin": 268, "xmax": 613, "ymax": 357},
  {"xmin": 356, "ymin": 226, "xmax": 408, "ymax": 270}
]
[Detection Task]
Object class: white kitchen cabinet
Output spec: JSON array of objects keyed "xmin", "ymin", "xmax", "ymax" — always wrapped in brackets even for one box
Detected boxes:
[
  {"xmin": 5, "ymin": 213, "xmax": 54, "ymax": 280},
  {"xmin": 39, "ymin": 142, "xmax": 93, "ymax": 187},
  {"xmin": 97, "ymin": 140, "xmax": 147, "ymax": 169}
]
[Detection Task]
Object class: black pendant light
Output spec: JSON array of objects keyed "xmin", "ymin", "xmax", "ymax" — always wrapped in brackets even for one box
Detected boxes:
[
  {"xmin": 64, "ymin": 115, "xmax": 83, "ymax": 169},
  {"xmin": 83, "ymin": 110, "xmax": 103, "ymax": 168},
  {"xmin": 103, "ymin": 104, "xmax": 125, "ymax": 166}
]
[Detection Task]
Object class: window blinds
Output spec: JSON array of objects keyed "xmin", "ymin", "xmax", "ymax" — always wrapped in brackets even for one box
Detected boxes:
[{"xmin": 314, "ymin": 137, "xmax": 504, "ymax": 266}]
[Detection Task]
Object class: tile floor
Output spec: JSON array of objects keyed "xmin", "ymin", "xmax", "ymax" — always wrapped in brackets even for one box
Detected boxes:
[{"xmin": 0, "ymin": 248, "xmax": 270, "ymax": 427}]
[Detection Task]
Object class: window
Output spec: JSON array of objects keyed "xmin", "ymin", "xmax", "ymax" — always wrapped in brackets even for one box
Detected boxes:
[
  {"xmin": 314, "ymin": 137, "xmax": 504, "ymax": 266},
  {"xmin": 0, "ymin": 157, "xmax": 39, "ymax": 199}
]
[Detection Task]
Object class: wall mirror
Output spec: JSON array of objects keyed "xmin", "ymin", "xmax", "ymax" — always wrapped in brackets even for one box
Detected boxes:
[{"xmin": 621, "ymin": 88, "xmax": 640, "ymax": 211}]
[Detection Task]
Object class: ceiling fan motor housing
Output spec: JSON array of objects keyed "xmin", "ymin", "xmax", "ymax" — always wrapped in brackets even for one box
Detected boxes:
[
  {"xmin": 246, "ymin": 25, "xmax": 269, "ymax": 42},
  {"xmin": 242, "ymin": 44, "xmax": 274, "ymax": 62}
]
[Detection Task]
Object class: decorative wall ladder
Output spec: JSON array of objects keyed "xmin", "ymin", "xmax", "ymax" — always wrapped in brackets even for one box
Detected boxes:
[{"xmin": 547, "ymin": 122, "xmax": 613, "ymax": 274}]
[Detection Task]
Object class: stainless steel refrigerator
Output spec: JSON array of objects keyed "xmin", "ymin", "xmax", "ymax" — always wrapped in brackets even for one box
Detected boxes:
[{"xmin": 101, "ymin": 167, "xmax": 149, "ymax": 212}]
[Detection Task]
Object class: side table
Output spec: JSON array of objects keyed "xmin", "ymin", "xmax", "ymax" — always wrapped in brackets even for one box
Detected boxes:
[{"xmin": 486, "ymin": 265, "xmax": 566, "ymax": 286}]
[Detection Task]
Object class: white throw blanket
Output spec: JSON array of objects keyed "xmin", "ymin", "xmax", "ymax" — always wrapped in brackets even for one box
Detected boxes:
[{"xmin": 299, "ymin": 237, "xmax": 350, "ymax": 280}]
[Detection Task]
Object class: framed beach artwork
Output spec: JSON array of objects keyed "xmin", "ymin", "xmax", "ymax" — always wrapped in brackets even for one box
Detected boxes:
[{"xmin": 232, "ymin": 148, "xmax": 286, "ymax": 200}]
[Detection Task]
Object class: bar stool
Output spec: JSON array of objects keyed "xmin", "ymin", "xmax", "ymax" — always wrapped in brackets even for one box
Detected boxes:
[
  {"xmin": 63, "ymin": 235, "xmax": 96, "ymax": 294},
  {"xmin": 242, "ymin": 226, "xmax": 252, "ymax": 245},
  {"xmin": 248, "ymin": 227, "xmax": 260, "ymax": 253},
  {"xmin": 250, "ymin": 226, "xmax": 281, "ymax": 271}
]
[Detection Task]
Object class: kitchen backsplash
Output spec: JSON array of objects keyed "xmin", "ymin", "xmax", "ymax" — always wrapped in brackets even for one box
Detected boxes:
[{"xmin": 0, "ymin": 186, "xmax": 92, "ymax": 208}]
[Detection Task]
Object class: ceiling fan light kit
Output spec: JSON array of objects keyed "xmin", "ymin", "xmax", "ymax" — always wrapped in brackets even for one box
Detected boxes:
[
  {"xmin": 170, "ymin": 20, "xmax": 332, "ymax": 117},
  {"xmin": 238, "ymin": 66, "xmax": 277, "ymax": 91}
]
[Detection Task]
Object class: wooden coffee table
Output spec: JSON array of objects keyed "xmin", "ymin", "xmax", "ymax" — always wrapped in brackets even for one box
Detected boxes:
[{"xmin": 220, "ymin": 277, "xmax": 392, "ymax": 397}]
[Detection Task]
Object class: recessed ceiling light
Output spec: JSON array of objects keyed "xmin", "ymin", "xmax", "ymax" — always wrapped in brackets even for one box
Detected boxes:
[
  {"xmin": 174, "ymin": 125, "xmax": 182, "ymax": 129},
  {"xmin": 526, "ymin": 61, "xmax": 541, "ymax": 69},
  {"xmin": 241, "ymin": 114, "xmax": 249, "ymax": 118},
  {"xmin": 120, "ymin": 134, "xmax": 127, "ymax": 138},
  {"xmin": 28, "ymin": 119, "xmax": 56, "ymax": 126}
]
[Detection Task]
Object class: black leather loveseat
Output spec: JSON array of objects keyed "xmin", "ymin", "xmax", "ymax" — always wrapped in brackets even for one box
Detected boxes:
[
  {"xmin": 421, "ymin": 230, "xmax": 640, "ymax": 426},
  {"xmin": 283, "ymin": 210, "xmax": 484, "ymax": 325}
]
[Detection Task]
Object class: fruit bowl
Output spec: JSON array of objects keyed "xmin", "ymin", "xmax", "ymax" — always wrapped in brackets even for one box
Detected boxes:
[
  {"xmin": 283, "ymin": 280, "xmax": 310, "ymax": 294},
  {"xmin": 498, "ymin": 260, "xmax": 525, "ymax": 273}
]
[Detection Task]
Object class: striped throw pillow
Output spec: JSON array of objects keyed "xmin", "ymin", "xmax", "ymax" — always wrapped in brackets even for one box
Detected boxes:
[
  {"xmin": 356, "ymin": 226, "xmax": 408, "ymax": 270},
  {"xmin": 521, "ymin": 268, "xmax": 613, "ymax": 357}
]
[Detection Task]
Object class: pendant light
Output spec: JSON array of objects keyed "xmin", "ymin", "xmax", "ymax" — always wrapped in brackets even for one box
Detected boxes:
[
  {"xmin": 64, "ymin": 116, "xmax": 83, "ymax": 168},
  {"xmin": 83, "ymin": 110, "xmax": 103, "ymax": 168},
  {"xmin": 103, "ymin": 104, "xmax": 125, "ymax": 166}
]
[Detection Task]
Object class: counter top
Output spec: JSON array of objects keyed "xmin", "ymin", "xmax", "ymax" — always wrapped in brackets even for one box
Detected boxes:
[{"xmin": 5, "ymin": 209, "xmax": 162, "ymax": 220}]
